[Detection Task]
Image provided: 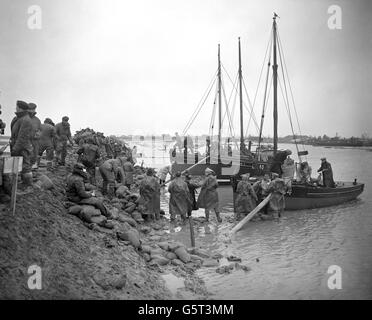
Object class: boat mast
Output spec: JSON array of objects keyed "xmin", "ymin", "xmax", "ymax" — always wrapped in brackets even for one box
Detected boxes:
[
  {"xmin": 238, "ymin": 37, "xmax": 244, "ymax": 151},
  {"xmin": 218, "ymin": 44, "xmax": 222, "ymax": 163},
  {"xmin": 273, "ymin": 14, "xmax": 278, "ymax": 156}
]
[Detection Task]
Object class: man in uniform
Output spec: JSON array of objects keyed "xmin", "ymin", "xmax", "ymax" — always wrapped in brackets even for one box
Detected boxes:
[
  {"xmin": 77, "ymin": 137, "xmax": 101, "ymax": 185},
  {"xmin": 28, "ymin": 103, "xmax": 42, "ymax": 170},
  {"xmin": 38, "ymin": 118, "xmax": 56, "ymax": 171},
  {"xmin": 197, "ymin": 168, "xmax": 222, "ymax": 222},
  {"xmin": 55, "ymin": 116, "xmax": 73, "ymax": 165},
  {"xmin": 10, "ymin": 101, "xmax": 34, "ymax": 187}
]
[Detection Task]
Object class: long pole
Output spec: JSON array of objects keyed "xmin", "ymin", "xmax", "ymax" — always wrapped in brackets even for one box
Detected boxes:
[
  {"xmin": 273, "ymin": 15, "xmax": 278, "ymax": 156},
  {"xmin": 218, "ymin": 44, "xmax": 222, "ymax": 164},
  {"xmin": 238, "ymin": 37, "xmax": 244, "ymax": 151}
]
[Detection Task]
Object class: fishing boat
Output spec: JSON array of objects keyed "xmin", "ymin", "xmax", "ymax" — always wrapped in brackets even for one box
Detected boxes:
[{"xmin": 231, "ymin": 14, "xmax": 364, "ymax": 211}]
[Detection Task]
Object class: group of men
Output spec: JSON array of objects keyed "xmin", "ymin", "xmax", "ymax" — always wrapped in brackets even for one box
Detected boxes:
[
  {"xmin": 5, "ymin": 100, "xmax": 73, "ymax": 192},
  {"xmin": 168, "ymin": 167, "xmax": 222, "ymax": 223}
]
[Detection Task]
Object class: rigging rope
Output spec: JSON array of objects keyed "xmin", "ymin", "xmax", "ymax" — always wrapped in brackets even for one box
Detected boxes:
[
  {"xmin": 277, "ymin": 31, "xmax": 307, "ymax": 156},
  {"xmin": 182, "ymin": 69, "xmax": 218, "ymax": 136}
]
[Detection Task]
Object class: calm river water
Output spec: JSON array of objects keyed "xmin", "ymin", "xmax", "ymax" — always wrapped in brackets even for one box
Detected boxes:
[{"xmin": 129, "ymin": 140, "xmax": 372, "ymax": 299}]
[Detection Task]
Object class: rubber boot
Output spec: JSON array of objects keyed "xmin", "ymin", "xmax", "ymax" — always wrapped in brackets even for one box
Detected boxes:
[
  {"xmin": 107, "ymin": 183, "xmax": 115, "ymax": 199},
  {"xmin": 215, "ymin": 211, "xmax": 222, "ymax": 223},
  {"xmin": 22, "ymin": 172, "xmax": 33, "ymax": 187},
  {"xmin": 37, "ymin": 156, "xmax": 41, "ymax": 168},
  {"xmin": 205, "ymin": 210, "xmax": 209, "ymax": 222},
  {"xmin": 46, "ymin": 161, "xmax": 53, "ymax": 171}
]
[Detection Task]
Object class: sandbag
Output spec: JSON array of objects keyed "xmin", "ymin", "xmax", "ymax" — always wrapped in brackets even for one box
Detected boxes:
[
  {"xmin": 81, "ymin": 205, "xmax": 102, "ymax": 223},
  {"xmin": 131, "ymin": 211, "xmax": 144, "ymax": 222},
  {"xmin": 91, "ymin": 215, "xmax": 107, "ymax": 225},
  {"xmin": 109, "ymin": 207, "xmax": 120, "ymax": 220},
  {"xmin": 68, "ymin": 205, "xmax": 82, "ymax": 215},
  {"xmin": 141, "ymin": 245, "xmax": 152, "ymax": 254},
  {"xmin": 157, "ymin": 242, "xmax": 170, "ymax": 251},
  {"xmin": 37, "ymin": 174, "xmax": 54, "ymax": 190},
  {"xmin": 118, "ymin": 214, "xmax": 137, "ymax": 227},
  {"xmin": 150, "ymin": 255, "xmax": 169, "ymax": 266},
  {"xmin": 168, "ymin": 242, "xmax": 185, "ymax": 252},
  {"xmin": 171, "ymin": 259, "xmax": 184, "ymax": 266},
  {"xmin": 174, "ymin": 247, "xmax": 191, "ymax": 263},
  {"xmin": 165, "ymin": 252, "xmax": 178, "ymax": 260},
  {"xmin": 125, "ymin": 203, "xmax": 137, "ymax": 214},
  {"xmin": 150, "ymin": 247, "xmax": 165, "ymax": 258},
  {"xmin": 116, "ymin": 185, "xmax": 129, "ymax": 198},
  {"xmin": 117, "ymin": 229, "xmax": 141, "ymax": 249}
]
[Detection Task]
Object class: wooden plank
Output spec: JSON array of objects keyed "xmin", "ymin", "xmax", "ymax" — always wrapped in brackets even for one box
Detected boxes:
[
  {"xmin": 230, "ymin": 193, "xmax": 272, "ymax": 235},
  {"xmin": 189, "ymin": 216, "xmax": 195, "ymax": 248}
]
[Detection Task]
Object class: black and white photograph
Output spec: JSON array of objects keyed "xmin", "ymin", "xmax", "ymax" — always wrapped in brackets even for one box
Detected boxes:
[{"xmin": 0, "ymin": 0, "xmax": 371, "ymax": 306}]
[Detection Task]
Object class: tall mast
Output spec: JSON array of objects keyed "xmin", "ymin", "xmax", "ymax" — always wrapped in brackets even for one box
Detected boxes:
[
  {"xmin": 238, "ymin": 37, "xmax": 244, "ymax": 151},
  {"xmin": 218, "ymin": 44, "xmax": 222, "ymax": 163},
  {"xmin": 273, "ymin": 14, "xmax": 278, "ymax": 156}
]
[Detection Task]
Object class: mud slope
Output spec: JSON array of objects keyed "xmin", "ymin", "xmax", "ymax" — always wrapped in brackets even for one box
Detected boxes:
[{"xmin": 0, "ymin": 185, "xmax": 171, "ymax": 299}]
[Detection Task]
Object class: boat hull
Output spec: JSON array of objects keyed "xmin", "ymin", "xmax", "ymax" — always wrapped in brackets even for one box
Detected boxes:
[
  {"xmin": 284, "ymin": 182, "xmax": 364, "ymax": 210},
  {"xmin": 232, "ymin": 181, "xmax": 364, "ymax": 211}
]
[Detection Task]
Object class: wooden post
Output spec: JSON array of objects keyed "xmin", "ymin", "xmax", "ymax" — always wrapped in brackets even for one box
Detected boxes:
[
  {"xmin": 10, "ymin": 157, "xmax": 20, "ymax": 215},
  {"xmin": 189, "ymin": 216, "xmax": 195, "ymax": 248}
]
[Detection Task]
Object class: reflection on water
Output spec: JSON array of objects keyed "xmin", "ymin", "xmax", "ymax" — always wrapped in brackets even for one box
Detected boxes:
[{"xmin": 129, "ymin": 140, "xmax": 372, "ymax": 299}]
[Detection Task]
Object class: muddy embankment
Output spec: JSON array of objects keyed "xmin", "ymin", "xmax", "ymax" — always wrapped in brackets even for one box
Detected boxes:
[{"xmin": 0, "ymin": 147, "xmax": 210, "ymax": 299}]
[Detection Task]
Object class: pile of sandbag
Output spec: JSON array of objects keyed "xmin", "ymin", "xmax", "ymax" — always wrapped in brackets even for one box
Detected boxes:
[
  {"xmin": 139, "ymin": 241, "xmax": 209, "ymax": 268},
  {"xmin": 68, "ymin": 204, "xmax": 110, "ymax": 227},
  {"xmin": 110, "ymin": 191, "xmax": 145, "ymax": 223}
]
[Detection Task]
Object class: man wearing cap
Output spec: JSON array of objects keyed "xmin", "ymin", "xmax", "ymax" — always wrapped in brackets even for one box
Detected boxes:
[
  {"xmin": 77, "ymin": 137, "xmax": 101, "ymax": 185},
  {"xmin": 55, "ymin": 116, "xmax": 73, "ymax": 165},
  {"xmin": 38, "ymin": 118, "xmax": 56, "ymax": 170},
  {"xmin": 66, "ymin": 163, "xmax": 110, "ymax": 218},
  {"xmin": 317, "ymin": 157, "xmax": 335, "ymax": 188},
  {"xmin": 197, "ymin": 168, "xmax": 222, "ymax": 222},
  {"xmin": 27, "ymin": 103, "xmax": 42, "ymax": 169},
  {"xmin": 10, "ymin": 100, "xmax": 34, "ymax": 187}
]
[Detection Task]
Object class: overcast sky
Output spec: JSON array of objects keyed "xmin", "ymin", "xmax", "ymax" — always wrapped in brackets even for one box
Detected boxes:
[{"xmin": 0, "ymin": 0, "xmax": 371, "ymax": 138}]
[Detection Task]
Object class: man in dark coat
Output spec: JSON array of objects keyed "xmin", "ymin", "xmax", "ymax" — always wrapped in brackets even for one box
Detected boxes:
[
  {"xmin": 168, "ymin": 171, "xmax": 192, "ymax": 222},
  {"xmin": 66, "ymin": 163, "xmax": 110, "ymax": 217},
  {"xmin": 122, "ymin": 156, "xmax": 134, "ymax": 189},
  {"xmin": 139, "ymin": 168, "xmax": 160, "ymax": 220},
  {"xmin": 77, "ymin": 137, "xmax": 101, "ymax": 185},
  {"xmin": 38, "ymin": 118, "xmax": 56, "ymax": 170},
  {"xmin": 317, "ymin": 157, "xmax": 335, "ymax": 188},
  {"xmin": 10, "ymin": 100, "xmax": 34, "ymax": 186},
  {"xmin": 28, "ymin": 103, "xmax": 42, "ymax": 169},
  {"xmin": 184, "ymin": 172, "xmax": 199, "ymax": 217},
  {"xmin": 197, "ymin": 168, "xmax": 222, "ymax": 222},
  {"xmin": 55, "ymin": 116, "xmax": 73, "ymax": 165}
]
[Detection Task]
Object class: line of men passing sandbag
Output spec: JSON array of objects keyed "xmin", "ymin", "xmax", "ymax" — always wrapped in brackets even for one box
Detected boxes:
[
  {"xmin": 75, "ymin": 137, "xmax": 135, "ymax": 198},
  {"xmin": 3, "ymin": 100, "xmax": 73, "ymax": 192}
]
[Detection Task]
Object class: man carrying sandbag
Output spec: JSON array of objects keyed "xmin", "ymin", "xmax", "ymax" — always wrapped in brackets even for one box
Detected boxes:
[{"xmin": 99, "ymin": 158, "xmax": 125, "ymax": 198}]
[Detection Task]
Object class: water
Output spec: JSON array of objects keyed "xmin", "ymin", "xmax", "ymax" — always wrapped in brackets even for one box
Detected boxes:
[{"xmin": 128, "ymin": 140, "xmax": 372, "ymax": 299}]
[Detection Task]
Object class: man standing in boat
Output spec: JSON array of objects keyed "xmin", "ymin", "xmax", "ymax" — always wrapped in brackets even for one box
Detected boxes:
[{"xmin": 317, "ymin": 157, "xmax": 335, "ymax": 188}]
